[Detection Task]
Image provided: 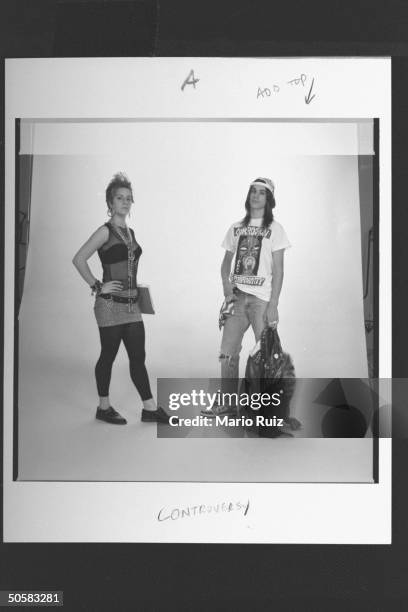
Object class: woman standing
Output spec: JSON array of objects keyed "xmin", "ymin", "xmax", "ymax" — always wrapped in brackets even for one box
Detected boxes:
[{"xmin": 72, "ymin": 172, "xmax": 172, "ymax": 425}]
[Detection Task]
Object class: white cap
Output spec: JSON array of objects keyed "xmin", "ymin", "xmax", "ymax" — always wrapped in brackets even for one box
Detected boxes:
[{"xmin": 250, "ymin": 177, "xmax": 275, "ymax": 195}]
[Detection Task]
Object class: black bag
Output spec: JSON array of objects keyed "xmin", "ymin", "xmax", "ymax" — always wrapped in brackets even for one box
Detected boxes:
[{"xmin": 241, "ymin": 327, "xmax": 296, "ymax": 437}]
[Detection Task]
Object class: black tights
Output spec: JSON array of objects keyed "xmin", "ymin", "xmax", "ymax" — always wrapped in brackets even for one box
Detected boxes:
[{"xmin": 95, "ymin": 322, "xmax": 153, "ymax": 400}]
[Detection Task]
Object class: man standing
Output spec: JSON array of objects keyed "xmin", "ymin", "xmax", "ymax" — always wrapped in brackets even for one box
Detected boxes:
[{"xmin": 204, "ymin": 177, "xmax": 291, "ymax": 417}]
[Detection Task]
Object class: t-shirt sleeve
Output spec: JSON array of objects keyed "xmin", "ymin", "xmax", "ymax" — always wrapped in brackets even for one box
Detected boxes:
[
  {"xmin": 271, "ymin": 222, "xmax": 291, "ymax": 252},
  {"xmin": 221, "ymin": 224, "xmax": 237, "ymax": 253}
]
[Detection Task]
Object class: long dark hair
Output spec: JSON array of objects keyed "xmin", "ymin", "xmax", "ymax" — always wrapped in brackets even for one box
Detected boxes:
[{"xmin": 241, "ymin": 178, "xmax": 275, "ymax": 228}]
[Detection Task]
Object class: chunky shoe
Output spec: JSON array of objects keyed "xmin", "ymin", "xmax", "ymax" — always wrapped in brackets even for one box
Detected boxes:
[
  {"xmin": 141, "ymin": 406, "xmax": 178, "ymax": 424},
  {"xmin": 96, "ymin": 406, "xmax": 127, "ymax": 425},
  {"xmin": 200, "ymin": 404, "xmax": 238, "ymax": 418}
]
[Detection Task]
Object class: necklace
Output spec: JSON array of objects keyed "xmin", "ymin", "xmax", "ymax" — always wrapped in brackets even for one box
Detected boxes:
[{"xmin": 111, "ymin": 223, "xmax": 136, "ymax": 312}]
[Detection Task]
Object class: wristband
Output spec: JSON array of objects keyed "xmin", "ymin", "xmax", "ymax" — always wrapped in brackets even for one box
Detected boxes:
[{"xmin": 90, "ymin": 280, "xmax": 103, "ymax": 296}]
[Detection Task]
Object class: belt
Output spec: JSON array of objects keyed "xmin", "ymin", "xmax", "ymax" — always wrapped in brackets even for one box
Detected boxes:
[{"xmin": 99, "ymin": 293, "xmax": 139, "ymax": 304}]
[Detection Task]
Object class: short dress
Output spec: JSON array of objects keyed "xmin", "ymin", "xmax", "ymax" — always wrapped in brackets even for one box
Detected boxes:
[{"xmin": 94, "ymin": 222, "xmax": 143, "ymax": 328}]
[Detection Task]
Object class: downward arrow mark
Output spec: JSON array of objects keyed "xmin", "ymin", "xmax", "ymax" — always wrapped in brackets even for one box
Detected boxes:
[{"xmin": 305, "ymin": 77, "xmax": 316, "ymax": 105}]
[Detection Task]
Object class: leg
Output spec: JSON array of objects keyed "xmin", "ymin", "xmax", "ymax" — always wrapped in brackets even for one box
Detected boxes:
[
  {"xmin": 200, "ymin": 292, "xmax": 250, "ymax": 417},
  {"xmin": 247, "ymin": 295, "xmax": 269, "ymax": 342},
  {"xmin": 122, "ymin": 322, "xmax": 175, "ymax": 424},
  {"xmin": 95, "ymin": 325, "xmax": 123, "ymax": 405},
  {"xmin": 121, "ymin": 322, "xmax": 154, "ymax": 404},
  {"xmin": 95, "ymin": 325, "xmax": 127, "ymax": 424},
  {"xmin": 219, "ymin": 292, "xmax": 250, "ymax": 390}
]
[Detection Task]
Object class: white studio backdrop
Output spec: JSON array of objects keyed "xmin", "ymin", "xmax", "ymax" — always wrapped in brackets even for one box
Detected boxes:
[{"xmin": 19, "ymin": 121, "xmax": 369, "ymax": 395}]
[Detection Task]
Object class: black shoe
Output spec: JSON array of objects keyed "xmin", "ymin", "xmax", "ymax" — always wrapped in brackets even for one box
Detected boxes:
[
  {"xmin": 141, "ymin": 406, "xmax": 177, "ymax": 424},
  {"xmin": 96, "ymin": 406, "xmax": 127, "ymax": 425}
]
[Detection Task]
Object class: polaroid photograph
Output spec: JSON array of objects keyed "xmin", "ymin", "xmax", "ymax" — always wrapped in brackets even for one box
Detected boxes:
[{"xmin": 4, "ymin": 57, "xmax": 391, "ymax": 543}]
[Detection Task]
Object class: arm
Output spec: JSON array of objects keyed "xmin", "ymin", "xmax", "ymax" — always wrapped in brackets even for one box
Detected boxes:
[
  {"xmin": 264, "ymin": 249, "xmax": 285, "ymax": 327},
  {"xmin": 221, "ymin": 250, "xmax": 236, "ymax": 301},
  {"xmin": 72, "ymin": 226, "xmax": 109, "ymax": 287},
  {"xmin": 72, "ymin": 227, "xmax": 124, "ymax": 294}
]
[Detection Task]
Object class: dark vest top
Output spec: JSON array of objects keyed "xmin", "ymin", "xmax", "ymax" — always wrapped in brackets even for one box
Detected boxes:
[{"xmin": 97, "ymin": 222, "xmax": 142, "ymax": 290}]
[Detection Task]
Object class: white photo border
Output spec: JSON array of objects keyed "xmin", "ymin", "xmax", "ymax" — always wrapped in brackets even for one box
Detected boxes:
[{"xmin": 4, "ymin": 57, "xmax": 391, "ymax": 543}]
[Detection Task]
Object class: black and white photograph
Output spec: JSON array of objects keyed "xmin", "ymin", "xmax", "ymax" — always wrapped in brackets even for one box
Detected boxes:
[
  {"xmin": 4, "ymin": 57, "xmax": 391, "ymax": 543},
  {"xmin": 15, "ymin": 117, "xmax": 379, "ymax": 484}
]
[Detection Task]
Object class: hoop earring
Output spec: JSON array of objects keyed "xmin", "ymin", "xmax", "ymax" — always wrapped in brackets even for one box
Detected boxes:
[{"xmin": 107, "ymin": 207, "xmax": 112, "ymax": 217}]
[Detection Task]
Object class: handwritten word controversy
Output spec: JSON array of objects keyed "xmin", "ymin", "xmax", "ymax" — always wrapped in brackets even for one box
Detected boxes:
[{"xmin": 158, "ymin": 500, "xmax": 250, "ymax": 522}]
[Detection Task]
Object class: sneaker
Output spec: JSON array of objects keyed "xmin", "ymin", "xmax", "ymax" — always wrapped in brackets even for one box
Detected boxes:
[
  {"xmin": 96, "ymin": 406, "xmax": 127, "ymax": 425},
  {"xmin": 200, "ymin": 404, "xmax": 238, "ymax": 418},
  {"xmin": 141, "ymin": 406, "xmax": 177, "ymax": 424}
]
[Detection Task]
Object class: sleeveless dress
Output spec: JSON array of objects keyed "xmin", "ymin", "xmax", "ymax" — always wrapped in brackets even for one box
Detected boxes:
[{"xmin": 93, "ymin": 222, "xmax": 143, "ymax": 327}]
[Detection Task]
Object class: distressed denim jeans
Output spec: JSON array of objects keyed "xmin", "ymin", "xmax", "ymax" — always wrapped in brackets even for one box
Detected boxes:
[{"xmin": 219, "ymin": 289, "xmax": 268, "ymax": 390}]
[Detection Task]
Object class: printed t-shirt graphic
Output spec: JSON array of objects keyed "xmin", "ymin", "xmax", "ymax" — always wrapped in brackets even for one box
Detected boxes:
[
  {"xmin": 233, "ymin": 225, "xmax": 271, "ymax": 284},
  {"xmin": 222, "ymin": 217, "xmax": 291, "ymax": 302}
]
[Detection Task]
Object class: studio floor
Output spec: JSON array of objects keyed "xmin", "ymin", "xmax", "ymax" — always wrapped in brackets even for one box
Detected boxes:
[{"xmin": 17, "ymin": 362, "xmax": 374, "ymax": 483}]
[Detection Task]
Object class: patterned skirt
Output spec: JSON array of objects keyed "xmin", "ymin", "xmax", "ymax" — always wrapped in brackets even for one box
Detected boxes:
[{"xmin": 94, "ymin": 296, "xmax": 143, "ymax": 327}]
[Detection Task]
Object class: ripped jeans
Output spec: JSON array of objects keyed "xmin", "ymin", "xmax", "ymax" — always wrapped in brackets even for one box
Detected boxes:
[{"xmin": 219, "ymin": 289, "xmax": 268, "ymax": 393}]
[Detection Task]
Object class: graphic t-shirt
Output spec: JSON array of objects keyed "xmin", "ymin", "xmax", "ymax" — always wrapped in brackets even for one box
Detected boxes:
[{"xmin": 222, "ymin": 218, "xmax": 291, "ymax": 302}]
